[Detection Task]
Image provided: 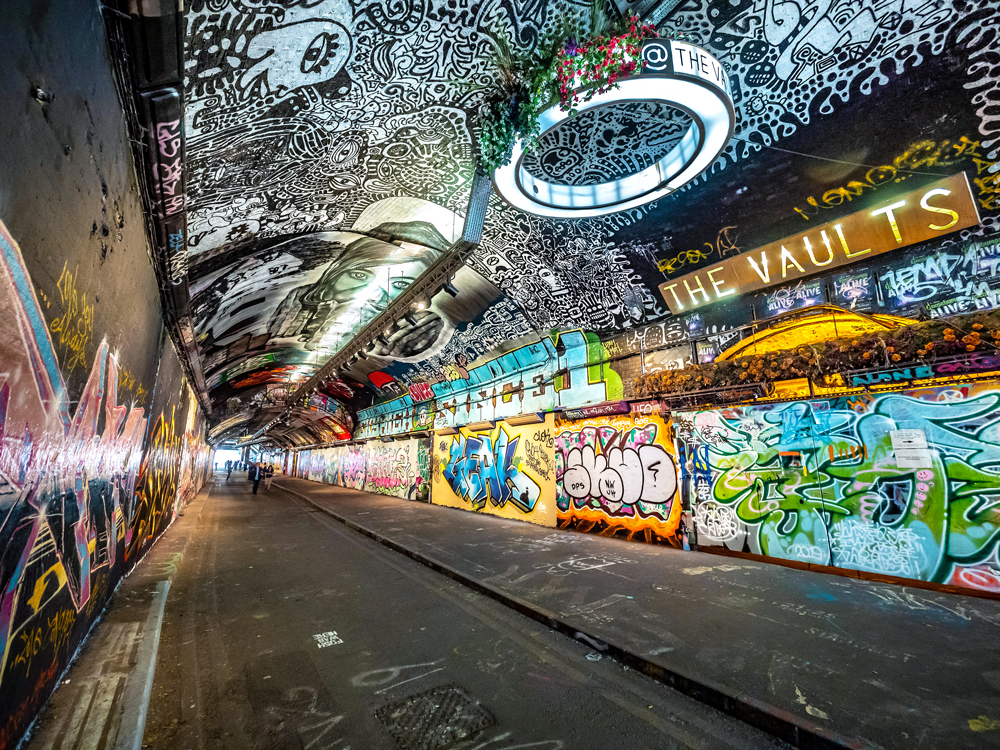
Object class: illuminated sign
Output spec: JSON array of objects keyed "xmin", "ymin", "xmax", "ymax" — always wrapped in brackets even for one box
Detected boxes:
[
  {"xmin": 492, "ymin": 39, "xmax": 734, "ymax": 219},
  {"xmin": 659, "ymin": 173, "xmax": 980, "ymax": 315}
]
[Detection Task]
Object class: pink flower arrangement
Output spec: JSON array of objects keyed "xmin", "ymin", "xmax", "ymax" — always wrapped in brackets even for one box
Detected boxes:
[{"xmin": 548, "ymin": 15, "xmax": 658, "ymax": 113}]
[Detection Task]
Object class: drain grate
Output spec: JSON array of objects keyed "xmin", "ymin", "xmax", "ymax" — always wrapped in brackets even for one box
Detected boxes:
[{"xmin": 375, "ymin": 683, "xmax": 495, "ymax": 750}]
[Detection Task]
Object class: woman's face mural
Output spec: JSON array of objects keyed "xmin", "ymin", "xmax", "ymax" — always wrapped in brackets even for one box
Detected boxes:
[
  {"xmin": 324, "ymin": 258, "xmax": 425, "ymax": 305},
  {"xmin": 294, "ymin": 237, "xmax": 441, "ymax": 353},
  {"xmin": 192, "ymin": 231, "xmax": 443, "ymax": 411}
]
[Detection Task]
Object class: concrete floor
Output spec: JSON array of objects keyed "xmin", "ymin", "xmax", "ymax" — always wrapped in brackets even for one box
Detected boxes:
[
  {"xmin": 28, "ymin": 474, "xmax": 793, "ymax": 750},
  {"xmin": 271, "ymin": 475, "xmax": 1000, "ymax": 750}
]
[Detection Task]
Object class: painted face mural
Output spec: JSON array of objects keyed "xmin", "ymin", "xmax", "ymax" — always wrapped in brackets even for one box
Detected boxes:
[
  {"xmin": 193, "ymin": 230, "xmax": 442, "ymax": 412},
  {"xmin": 677, "ymin": 384, "xmax": 1000, "ymax": 593},
  {"xmin": 239, "ymin": 19, "xmax": 353, "ymax": 102}
]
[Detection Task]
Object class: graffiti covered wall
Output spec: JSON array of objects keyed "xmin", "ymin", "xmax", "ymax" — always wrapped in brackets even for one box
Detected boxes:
[
  {"xmin": 556, "ymin": 407, "xmax": 681, "ymax": 546},
  {"xmin": 357, "ymin": 329, "xmax": 625, "ymax": 439},
  {"xmin": 432, "ymin": 417, "xmax": 556, "ymax": 527},
  {"xmin": 0, "ymin": 220, "xmax": 211, "ymax": 748},
  {"xmin": 297, "ymin": 437, "xmax": 431, "ymax": 502},
  {"xmin": 0, "ymin": 2, "xmax": 210, "ymax": 742},
  {"xmin": 128, "ymin": 343, "xmax": 211, "ymax": 563},
  {"xmin": 676, "ymin": 383, "xmax": 1000, "ymax": 593}
]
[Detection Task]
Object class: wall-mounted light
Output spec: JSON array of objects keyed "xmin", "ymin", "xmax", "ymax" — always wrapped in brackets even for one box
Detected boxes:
[
  {"xmin": 506, "ymin": 412, "xmax": 545, "ymax": 426},
  {"xmin": 435, "ymin": 426, "xmax": 459, "ymax": 435},
  {"xmin": 356, "ymin": 349, "xmax": 368, "ymax": 360},
  {"xmin": 415, "ymin": 301, "xmax": 426, "ymax": 311},
  {"xmin": 440, "ymin": 281, "xmax": 459, "ymax": 297},
  {"xmin": 403, "ymin": 312, "xmax": 418, "ymax": 326},
  {"xmin": 465, "ymin": 420, "xmax": 495, "ymax": 431}
]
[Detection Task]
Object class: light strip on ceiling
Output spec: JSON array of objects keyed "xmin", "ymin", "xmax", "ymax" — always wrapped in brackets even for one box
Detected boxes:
[{"xmin": 492, "ymin": 41, "xmax": 734, "ymax": 218}]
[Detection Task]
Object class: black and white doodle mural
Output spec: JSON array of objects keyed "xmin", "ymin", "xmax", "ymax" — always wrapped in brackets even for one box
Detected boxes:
[
  {"xmin": 521, "ymin": 102, "xmax": 693, "ymax": 186},
  {"xmin": 181, "ymin": 0, "xmax": 1000, "ymax": 437}
]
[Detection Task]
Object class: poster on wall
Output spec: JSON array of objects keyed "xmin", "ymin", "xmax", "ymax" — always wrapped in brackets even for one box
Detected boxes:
[
  {"xmin": 432, "ymin": 416, "xmax": 556, "ymax": 527},
  {"xmin": 555, "ymin": 409, "xmax": 681, "ymax": 546},
  {"xmin": 878, "ymin": 242, "xmax": 1000, "ymax": 319},
  {"xmin": 831, "ymin": 267, "xmax": 876, "ymax": 311}
]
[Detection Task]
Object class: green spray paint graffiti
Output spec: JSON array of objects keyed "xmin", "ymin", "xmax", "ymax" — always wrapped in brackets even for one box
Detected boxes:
[{"xmin": 676, "ymin": 383, "xmax": 1000, "ymax": 593}]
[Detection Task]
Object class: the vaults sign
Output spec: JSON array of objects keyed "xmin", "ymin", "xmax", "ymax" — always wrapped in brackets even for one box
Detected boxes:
[{"xmin": 659, "ymin": 173, "xmax": 980, "ymax": 314}]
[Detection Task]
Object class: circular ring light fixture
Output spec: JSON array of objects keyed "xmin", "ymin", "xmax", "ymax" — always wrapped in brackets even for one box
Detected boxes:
[{"xmin": 493, "ymin": 40, "xmax": 735, "ymax": 219}]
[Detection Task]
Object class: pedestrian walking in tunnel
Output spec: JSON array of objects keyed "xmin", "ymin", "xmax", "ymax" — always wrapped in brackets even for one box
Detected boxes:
[
  {"xmin": 251, "ymin": 462, "xmax": 264, "ymax": 495},
  {"xmin": 264, "ymin": 463, "xmax": 274, "ymax": 491},
  {"xmin": 226, "ymin": 460, "xmax": 232, "ymax": 481}
]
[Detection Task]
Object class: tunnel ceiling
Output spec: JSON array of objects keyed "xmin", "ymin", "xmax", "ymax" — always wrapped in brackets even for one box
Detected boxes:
[{"xmin": 182, "ymin": 0, "xmax": 1000, "ymax": 440}]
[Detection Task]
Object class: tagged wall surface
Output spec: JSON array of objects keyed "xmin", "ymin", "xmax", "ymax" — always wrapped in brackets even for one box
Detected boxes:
[
  {"xmin": 297, "ymin": 437, "xmax": 431, "ymax": 502},
  {"xmin": 0, "ymin": 223, "xmax": 210, "ymax": 748},
  {"xmin": 676, "ymin": 383, "xmax": 1000, "ymax": 593},
  {"xmin": 0, "ymin": 2, "xmax": 210, "ymax": 744},
  {"xmin": 555, "ymin": 409, "xmax": 681, "ymax": 546},
  {"xmin": 432, "ymin": 417, "xmax": 556, "ymax": 527}
]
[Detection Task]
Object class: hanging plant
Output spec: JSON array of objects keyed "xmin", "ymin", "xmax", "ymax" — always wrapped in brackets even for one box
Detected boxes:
[
  {"xmin": 475, "ymin": 4, "xmax": 658, "ymax": 173},
  {"xmin": 478, "ymin": 99, "xmax": 518, "ymax": 174},
  {"xmin": 533, "ymin": 14, "xmax": 658, "ymax": 118}
]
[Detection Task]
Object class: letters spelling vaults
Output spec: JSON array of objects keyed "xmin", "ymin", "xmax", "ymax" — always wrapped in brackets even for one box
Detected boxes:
[{"xmin": 659, "ymin": 173, "xmax": 981, "ymax": 314}]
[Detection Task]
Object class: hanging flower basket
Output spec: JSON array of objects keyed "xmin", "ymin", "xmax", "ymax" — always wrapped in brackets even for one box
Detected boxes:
[{"xmin": 477, "ymin": 14, "xmax": 735, "ymax": 218}]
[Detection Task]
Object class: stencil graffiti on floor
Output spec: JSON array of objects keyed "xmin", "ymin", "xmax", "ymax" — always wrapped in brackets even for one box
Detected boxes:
[{"xmin": 312, "ymin": 632, "xmax": 344, "ymax": 648}]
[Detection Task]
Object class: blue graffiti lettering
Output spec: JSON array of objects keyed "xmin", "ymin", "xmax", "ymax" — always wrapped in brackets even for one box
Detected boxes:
[{"xmin": 443, "ymin": 428, "xmax": 539, "ymax": 513}]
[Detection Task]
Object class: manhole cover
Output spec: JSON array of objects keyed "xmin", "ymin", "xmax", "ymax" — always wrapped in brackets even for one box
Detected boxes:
[{"xmin": 375, "ymin": 683, "xmax": 495, "ymax": 750}]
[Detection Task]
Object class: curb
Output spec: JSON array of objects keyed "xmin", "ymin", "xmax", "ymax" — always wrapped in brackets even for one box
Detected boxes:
[
  {"xmin": 276, "ymin": 482, "xmax": 879, "ymax": 750},
  {"xmin": 114, "ymin": 579, "xmax": 170, "ymax": 750}
]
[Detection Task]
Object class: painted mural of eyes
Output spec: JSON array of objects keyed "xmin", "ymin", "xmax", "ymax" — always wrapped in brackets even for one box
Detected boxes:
[
  {"xmin": 391, "ymin": 278, "xmax": 412, "ymax": 291},
  {"xmin": 348, "ymin": 270, "xmax": 370, "ymax": 282},
  {"xmin": 333, "ymin": 142, "xmax": 359, "ymax": 163},
  {"xmin": 301, "ymin": 32, "xmax": 342, "ymax": 75}
]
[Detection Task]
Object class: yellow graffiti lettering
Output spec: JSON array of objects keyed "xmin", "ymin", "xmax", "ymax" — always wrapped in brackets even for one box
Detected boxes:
[
  {"xmin": 969, "ymin": 716, "xmax": 1000, "ymax": 732},
  {"xmin": 794, "ymin": 137, "xmax": 984, "ymax": 220},
  {"xmin": 26, "ymin": 563, "xmax": 68, "ymax": 614},
  {"xmin": 49, "ymin": 262, "xmax": 95, "ymax": 372}
]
